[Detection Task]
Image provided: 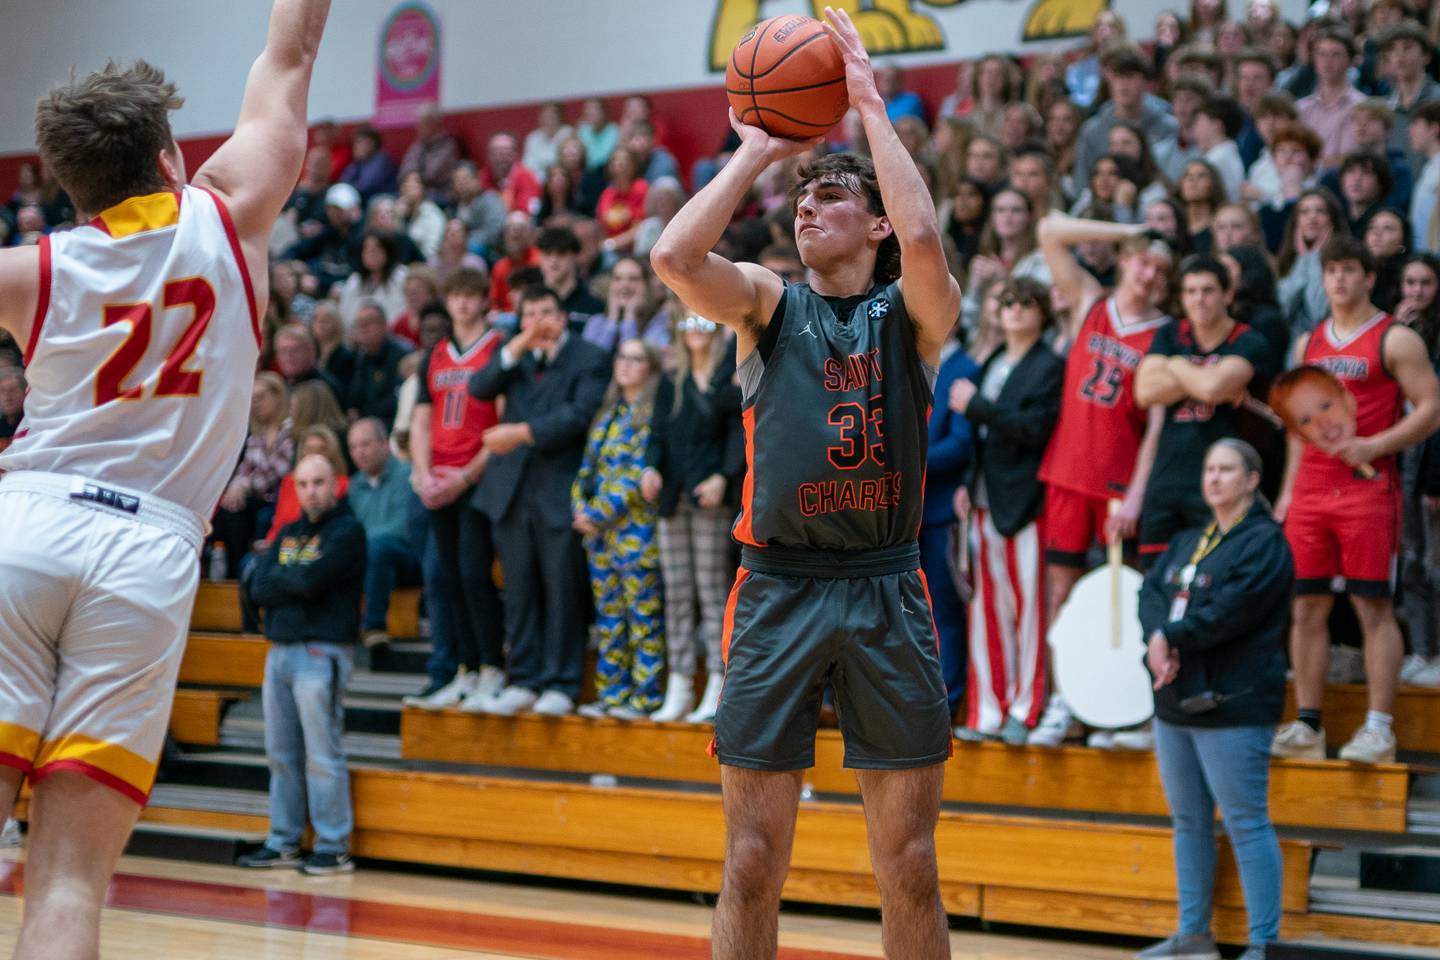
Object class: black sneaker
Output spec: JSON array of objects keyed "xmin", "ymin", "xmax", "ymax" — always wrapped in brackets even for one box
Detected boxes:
[
  {"xmin": 298, "ymin": 851, "xmax": 355, "ymax": 876},
  {"xmin": 237, "ymin": 845, "xmax": 300, "ymax": 868}
]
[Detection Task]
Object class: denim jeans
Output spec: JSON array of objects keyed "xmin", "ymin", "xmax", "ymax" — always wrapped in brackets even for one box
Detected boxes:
[
  {"xmin": 263, "ymin": 642, "xmax": 353, "ymax": 855},
  {"xmin": 362, "ymin": 532, "xmax": 422, "ymax": 631},
  {"xmin": 1153, "ymin": 718, "xmax": 1282, "ymax": 945}
]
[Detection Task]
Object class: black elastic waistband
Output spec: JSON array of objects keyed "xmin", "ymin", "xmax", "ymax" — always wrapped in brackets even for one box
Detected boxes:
[{"xmin": 740, "ymin": 541, "xmax": 920, "ymax": 578}]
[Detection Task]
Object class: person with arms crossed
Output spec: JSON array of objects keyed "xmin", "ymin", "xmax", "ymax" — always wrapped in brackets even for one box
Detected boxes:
[
  {"xmin": 0, "ymin": 2, "xmax": 331, "ymax": 957},
  {"xmin": 1271, "ymin": 236, "xmax": 1440, "ymax": 764},
  {"xmin": 1135, "ymin": 255, "xmax": 1277, "ymax": 563},
  {"xmin": 1025, "ymin": 212, "xmax": 1172, "ymax": 746},
  {"xmin": 650, "ymin": 10, "xmax": 960, "ymax": 959}
]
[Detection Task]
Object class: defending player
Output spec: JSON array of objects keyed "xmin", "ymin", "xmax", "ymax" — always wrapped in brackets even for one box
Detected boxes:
[
  {"xmin": 1271, "ymin": 236, "xmax": 1440, "ymax": 764},
  {"xmin": 650, "ymin": 9, "xmax": 959, "ymax": 959},
  {"xmin": 0, "ymin": 2, "xmax": 330, "ymax": 956}
]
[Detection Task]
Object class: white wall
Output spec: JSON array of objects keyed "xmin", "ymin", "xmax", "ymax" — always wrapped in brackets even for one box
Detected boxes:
[{"xmin": 0, "ymin": 0, "xmax": 1312, "ymax": 155}]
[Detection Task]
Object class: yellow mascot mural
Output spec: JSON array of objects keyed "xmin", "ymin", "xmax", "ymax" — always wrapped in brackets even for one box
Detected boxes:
[{"xmin": 709, "ymin": 0, "xmax": 1110, "ymax": 71}]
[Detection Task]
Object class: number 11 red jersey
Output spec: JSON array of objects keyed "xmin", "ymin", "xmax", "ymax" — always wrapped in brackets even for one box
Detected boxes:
[
  {"xmin": 1038, "ymin": 297, "xmax": 1169, "ymax": 499},
  {"xmin": 420, "ymin": 329, "xmax": 502, "ymax": 468}
]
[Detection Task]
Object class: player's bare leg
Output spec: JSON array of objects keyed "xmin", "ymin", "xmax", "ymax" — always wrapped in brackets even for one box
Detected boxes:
[
  {"xmin": 1351, "ymin": 596, "xmax": 1403, "ymax": 715},
  {"xmin": 1045, "ymin": 563, "xmax": 1084, "ymax": 628},
  {"xmin": 711, "ymin": 767, "xmax": 804, "ymax": 960},
  {"xmin": 13, "ymin": 772, "xmax": 140, "ymax": 960},
  {"xmin": 855, "ymin": 764, "xmax": 949, "ymax": 960},
  {"xmin": 1290, "ymin": 594, "xmax": 1335, "ymax": 709}
]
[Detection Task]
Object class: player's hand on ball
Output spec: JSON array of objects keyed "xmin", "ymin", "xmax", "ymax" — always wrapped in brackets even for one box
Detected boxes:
[
  {"xmin": 821, "ymin": 6, "xmax": 880, "ymax": 111},
  {"xmin": 727, "ymin": 109, "xmax": 821, "ymax": 162}
]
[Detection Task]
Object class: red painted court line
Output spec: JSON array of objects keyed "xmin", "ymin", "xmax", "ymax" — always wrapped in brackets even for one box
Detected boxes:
[{"xmin": 0, "ymin": 862, "xmax": 869, "ymax": 960}]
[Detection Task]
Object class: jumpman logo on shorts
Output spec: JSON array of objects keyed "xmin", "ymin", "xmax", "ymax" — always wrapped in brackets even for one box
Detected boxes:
[
  {"xmin": 900, "ymin": 595, "xmax": 913, "ymax": 615},
  {"xmin": 798, "ymin": 321, "xmax": 818, "ymax": 339}
]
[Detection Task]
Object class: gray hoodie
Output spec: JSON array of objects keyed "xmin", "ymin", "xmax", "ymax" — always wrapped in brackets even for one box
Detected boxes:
[{"xmin": 1073, "ymin": 93, "xmax": 1179, "ymax": 189}]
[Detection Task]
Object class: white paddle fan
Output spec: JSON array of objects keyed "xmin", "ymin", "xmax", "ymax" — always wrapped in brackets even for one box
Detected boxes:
[{"xmin": 1050, "ymin": 500, "xmax": 1153, "ymax": 729}]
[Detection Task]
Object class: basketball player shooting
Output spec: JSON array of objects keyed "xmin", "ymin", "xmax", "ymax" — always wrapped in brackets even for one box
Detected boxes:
[
  {"xmin": 0, "ymin": 2, "xmax": 330, "ymax": 957},
  {"xmin": 651, "ymin": 8, "xmax": 960, "ymax": 960}
]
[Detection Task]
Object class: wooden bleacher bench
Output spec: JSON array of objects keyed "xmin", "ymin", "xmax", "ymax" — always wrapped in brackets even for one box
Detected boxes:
[
  {"xmin": 1285, "ymin": 682, "xmax": 1440, "ymax": 754},
  {"xmin": 168, "ymin": 688, "xmax": 251, "ymax": 746},
  {"xmin": 190, "ymin": 581, "xmax": 421, "ymax": 638},
  {"xmin": 399, "ymin": 711, "xmax": 1415, "ymax": 833},
  {"xmin": 178, "ymin": 632, "xmax": 269, "ymax": 687}
]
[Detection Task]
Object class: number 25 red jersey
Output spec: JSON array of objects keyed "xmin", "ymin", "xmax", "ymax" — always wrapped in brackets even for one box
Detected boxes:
[
  {"xmin": 0, "ymin": 188, "xmax": 260, "ymax": 520},
  {"xmin": 1038, "ymin": 296, "xmax": 1169, "ymax": 499}
]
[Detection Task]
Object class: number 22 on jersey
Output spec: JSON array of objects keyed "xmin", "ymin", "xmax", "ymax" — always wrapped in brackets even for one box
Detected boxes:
[{"xmin": 95, "ymin": 276, "xmax": 216, "ymax": 406}]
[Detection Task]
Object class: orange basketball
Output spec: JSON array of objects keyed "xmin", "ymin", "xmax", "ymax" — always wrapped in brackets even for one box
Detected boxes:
[{"xmin": 726, "ymin": 15, "xmax": 849, "ymax": 140}]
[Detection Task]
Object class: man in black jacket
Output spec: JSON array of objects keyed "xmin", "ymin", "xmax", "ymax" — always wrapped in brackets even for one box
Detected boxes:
[
  {"xmin": 344, "ymin": 300, "xmax": 409, "ymax": 423},
  {"xmin": 467, "ymin": 285, "xmax": 611, "ymax": 717},
  {"xmin": 239, "ymin": 454, "xmax": 366, "ymax": 877}
]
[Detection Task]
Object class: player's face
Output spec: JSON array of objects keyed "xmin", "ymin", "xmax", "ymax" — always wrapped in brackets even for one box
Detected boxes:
[
  {"xmin": 1181, "ymin": 272, "xmax": 1231, "ymax": 324},
  {"xmin": 1202, "ymin": 445, "xmax": 1258, "ymax": 512},
  {"xmin": 1322, "ymin": 259, "xmax": 1375, "ymax": 309},
  {"xmin": 1284, "ymin": 378, "xmax": 1357, "ymax": 449},
  {"xmin": 294, "ymin": 456, "xmax": 338, "ymax": 520},
  {"xmin": 793, "ymin": 179, "xmax": 888, "ymax": 267},
  {"xmin": 445, "ymin": 291, "xmax": 486, "ymax": 328}
]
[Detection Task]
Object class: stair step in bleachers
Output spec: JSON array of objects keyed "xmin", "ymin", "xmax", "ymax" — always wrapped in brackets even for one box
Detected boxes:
[
  {"xmin": 399, "ymin": 710, "xmax": 1415, "ymax": 833},
  {"xmin": 169, "ymin": 688, "xmax": 251, "ymax": 746},
  {"xmin": 189, "ymin": 581, "xmax": 421, "ymax": 639}
]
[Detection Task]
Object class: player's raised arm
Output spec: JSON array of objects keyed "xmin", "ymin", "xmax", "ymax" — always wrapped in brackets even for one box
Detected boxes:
[
  {"xmin": 0, "ymin": 246, "xmax": 40, "ymax": 352},
  {"xmin": 822, "ymin": 6, "xmax": 958, "ymax": 362},
  {"xmin": 649, "ymin": 112, "xmax": 811, "ymax": 359},
  {"xmin": 1037, "ymin": 212, "xmax": 1146, "ymax": 319},
  {"xmin": 193, "ymin": 0, "xmax": 331, "ymax": 252}
]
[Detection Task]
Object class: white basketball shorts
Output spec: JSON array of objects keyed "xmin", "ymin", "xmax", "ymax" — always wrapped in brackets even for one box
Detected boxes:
[{"xmin": 0, "ymin": 471, "xmax": 204, "ymax": 805}]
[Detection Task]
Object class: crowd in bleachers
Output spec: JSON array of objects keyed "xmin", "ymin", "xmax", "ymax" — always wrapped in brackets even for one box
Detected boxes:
[{"xmin": 4, "ymin": 0, "xmax": 1440, "ymax": 752}]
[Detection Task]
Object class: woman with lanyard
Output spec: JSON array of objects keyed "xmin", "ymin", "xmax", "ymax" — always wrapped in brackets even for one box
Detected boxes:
[{"xmin": 1134, "ymin": 438, "xmax": 1294, "ymax": 960}]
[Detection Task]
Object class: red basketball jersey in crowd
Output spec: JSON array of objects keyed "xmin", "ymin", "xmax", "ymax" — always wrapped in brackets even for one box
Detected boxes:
[
  {"xmin": 1297, "ymin": 312, "xmax": 1404, "ymax": 492},
  {"xmin": 423, "ymin": 329, "xmax": 502, "ymax": 468},
  {"xmin": 1038, "ymin": 296, "xmax": 1169, "ymax": 498}
]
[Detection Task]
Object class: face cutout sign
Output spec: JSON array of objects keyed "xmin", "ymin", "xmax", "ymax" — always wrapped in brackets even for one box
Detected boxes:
[{"xmin": 1268, "ymin": 364, "xmax": 1376, "ymax": 478}]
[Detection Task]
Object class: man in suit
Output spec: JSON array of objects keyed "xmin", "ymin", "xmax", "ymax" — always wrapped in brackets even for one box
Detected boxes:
[{"xmin": 466, "ymin": 285, "xmax": 611, "ymax": 716}]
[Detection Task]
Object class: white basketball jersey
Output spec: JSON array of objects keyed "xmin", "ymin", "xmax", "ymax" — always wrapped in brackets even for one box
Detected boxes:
[{"xmin": 0, "ymin": 186, "xmax": 261, "ymax": 519}]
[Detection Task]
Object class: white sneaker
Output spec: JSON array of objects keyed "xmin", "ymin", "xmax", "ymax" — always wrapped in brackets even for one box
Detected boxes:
[
  {"xmin": 649, "ymin": 674, "xmax": 695, "ymax": 723},
  {"xmin": 0, "ymin": 818, "xmax": 20, "ymax": 848},
  {"xmin": 481, "ymin": 686, "xmax": 539, "ymax": 716},
  {"xmin": 1111, "ymin": 723, "xmax": 1154, "ymax": 751},
  {"xmin": 1327, "ymin": 644, "xmax": 1365, "ymax": 684},
  {"xmin": 1408, "ymin": 657, "xmax": 1440, "ymax": 688},
  {"xmin": 403, "ymin": 670, "xmax": 476, "ymax": 710},
  {"xmin": 471, "ymin": 665, "xmax": 506, "ymax": 700},
  {"xmin": 531, "ymin": 690, "xmax": 574, "ymax": 716},
  {"xmin": 576, "ymin": 702, "xmax": 609, "ymax": 719},
  {"xmin": 1400, "ymin": 654, "xmax": 1430, "ymax": 684},
  {"xmin": 1027, "ymin": 696, "xmax": 1083, "ymax": 747},
  {"xmin": 1338, "ymin": 725, "xmax": 1396, "ymax": 763},
  {"xmin": 685, "ymin": 672, "xmax": 724, "ymax": 724},
  {"xmin": 1087, "ymin": 729, "xmax": 1116, "ymax": 749},
  {"xmin": 1271, "ymin": 719, "xmax": 1326, "ymax": 760}
]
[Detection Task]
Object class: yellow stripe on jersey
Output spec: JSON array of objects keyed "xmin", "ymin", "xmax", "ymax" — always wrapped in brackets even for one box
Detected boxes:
[
  {"xmin": 0, "ymin": 721, "xmax": 41, "ymax": 765},
  {"xmin": 33, "ymin": 732, "xmax": 157, "ymax": 796},
  {"xmin": 97, "ymin": 192, "xmax": 181, "ymax": 238}
]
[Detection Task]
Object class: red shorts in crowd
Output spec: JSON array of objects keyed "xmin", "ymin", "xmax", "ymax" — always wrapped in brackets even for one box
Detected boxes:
[
  {"xmin": 1043, "ymin": 485, "xmax": 1114, "ymax": 567},
  {"xmin": 1285, "ymin": 481, "xmax": 1400, "ymax": 597}
]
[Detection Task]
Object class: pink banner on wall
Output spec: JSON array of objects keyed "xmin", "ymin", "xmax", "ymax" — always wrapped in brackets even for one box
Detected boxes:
[{"xmin": 375, "ymin": 2, "xmax": 441, "ymax": 129}]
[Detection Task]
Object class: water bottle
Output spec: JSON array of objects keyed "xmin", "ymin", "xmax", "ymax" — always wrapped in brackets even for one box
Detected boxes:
[{"xmin": 208, "ymin": 543, "xmax": 228, "ymax": 582}]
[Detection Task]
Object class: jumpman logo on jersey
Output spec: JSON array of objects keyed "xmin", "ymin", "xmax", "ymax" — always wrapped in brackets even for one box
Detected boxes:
[{"xmin": 798, "ymin": 321, "xmax": 818, "ymax": 339}]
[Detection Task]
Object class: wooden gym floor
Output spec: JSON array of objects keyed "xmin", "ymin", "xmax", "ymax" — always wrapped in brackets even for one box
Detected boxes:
[{"xmin": 0, "ymin": 848, "xmax": 1137, "ymax": 959}]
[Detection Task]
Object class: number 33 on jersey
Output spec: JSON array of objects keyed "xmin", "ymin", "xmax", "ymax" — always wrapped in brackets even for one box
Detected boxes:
[{"xmin": 0, "ymin": 188, "xmax": 261, "ymax": 519}]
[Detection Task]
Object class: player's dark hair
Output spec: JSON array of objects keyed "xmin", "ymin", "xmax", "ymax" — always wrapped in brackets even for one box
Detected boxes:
[
  {"xmin": 789, "ymin": 153, "xmax": 901, "ymax": 286},
  {"xmin": 1180, "ymin": 253, "xmax": 1232, "ymax": 292},
  {"xmin": 517, "ymin": 284, "xmax": 563, "ymax": 313},
  {"xmin": 35, "ymin": 59, "xmax": 184, "ymax": 216},
  {"xmin": 442, "ymin": 266, "xmax": 491, "ymax": 299},
  {"xmin": 1320, "ymin": 234, "xmax": 1376, "ymax": 274}
]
